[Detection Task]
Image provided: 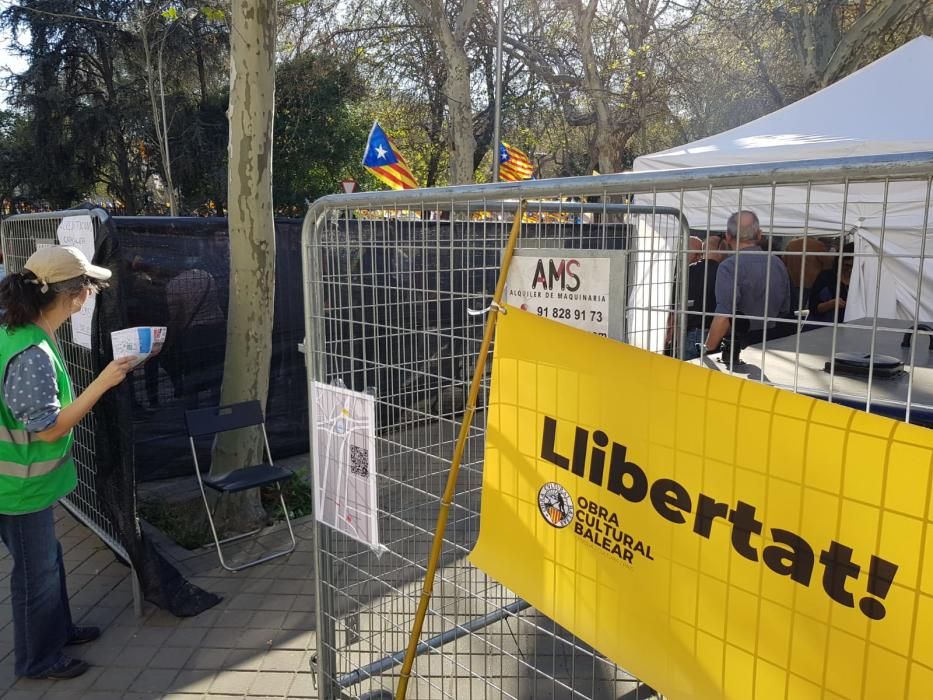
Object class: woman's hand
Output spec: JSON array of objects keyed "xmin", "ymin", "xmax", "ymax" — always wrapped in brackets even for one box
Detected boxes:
[{"xmin": 95, "ymin": 357, "xmax": 134, "ymax": 390}]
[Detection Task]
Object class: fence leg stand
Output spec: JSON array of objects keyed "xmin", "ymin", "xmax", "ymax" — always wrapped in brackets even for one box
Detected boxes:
[
  {"xmin": 395, "ymin": 205, "xmax": 526, "ymax": 700},
  {"xmin": 131, "ymin": 566, "xmax": 144, "ymax": 618}
]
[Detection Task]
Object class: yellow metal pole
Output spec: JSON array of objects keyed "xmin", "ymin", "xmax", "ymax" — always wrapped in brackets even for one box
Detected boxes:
[{"xmin": 395, "ymin": 204, "xmax": 525, "ymax": 700}]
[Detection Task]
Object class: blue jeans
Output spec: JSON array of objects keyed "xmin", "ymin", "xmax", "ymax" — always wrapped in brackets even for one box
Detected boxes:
[
  {"xmin": 682, "ymin": 327, "xmax": 705, "ymax": 361},
  {"xmin": 0, "ymin": 506, "xmax": 74, "ymax": 677}
]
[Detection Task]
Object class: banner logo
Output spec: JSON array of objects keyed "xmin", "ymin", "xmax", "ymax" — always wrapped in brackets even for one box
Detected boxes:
[
  {"xmin": 537, "ymin": 482, "xmax": 574, "ymax": 528},
  {"xmin": 532, "ymin": 258, "xmax": 581, "ymax": 292}
]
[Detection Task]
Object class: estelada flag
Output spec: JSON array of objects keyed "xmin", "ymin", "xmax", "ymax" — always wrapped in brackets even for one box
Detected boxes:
[
  {"xmin": 362, "ymin": 121, "xmax": 419, "ymax": 190},
  {"xmin": 471, "ymin": 306, "xmax": 933, "ymax": 700},
  {"xmin": 498, "ymin": 142, "xmax": 535, "ymax": 181}
]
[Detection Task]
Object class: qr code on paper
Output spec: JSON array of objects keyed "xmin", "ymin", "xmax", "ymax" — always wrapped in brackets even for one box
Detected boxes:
[{"xmin": 349, "ymin": 445, "xmax": 369, "ymax": 478}]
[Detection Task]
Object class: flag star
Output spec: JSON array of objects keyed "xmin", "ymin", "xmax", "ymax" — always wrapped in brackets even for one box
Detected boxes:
[{"xmin": 375, "ymin": 145, "xmax": 387, "ymax": 160}]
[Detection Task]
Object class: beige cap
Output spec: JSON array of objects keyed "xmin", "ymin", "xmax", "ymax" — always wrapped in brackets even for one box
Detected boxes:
[{"xmin": 24, "ymin": 246, "xmax": 112, "ymax": 292}]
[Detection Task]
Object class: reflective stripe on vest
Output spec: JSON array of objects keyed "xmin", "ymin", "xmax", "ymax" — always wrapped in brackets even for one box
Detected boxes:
[
  {"xmin": 0, "ymin": 454, "xmax": 71, "ymax": 478},
  {"xmin": 0, "ymin": 425, "xmax": 32, "ymax": 446}
]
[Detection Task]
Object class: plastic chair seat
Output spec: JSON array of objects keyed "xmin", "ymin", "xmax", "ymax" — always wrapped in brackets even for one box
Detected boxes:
[{"xmin": 202, "ymin": 464, "xmax": 295, "ymax": 493}]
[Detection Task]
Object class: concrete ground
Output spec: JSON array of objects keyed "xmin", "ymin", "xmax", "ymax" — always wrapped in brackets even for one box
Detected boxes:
[
  {"xmin": 0, "ymin": 505, "xmax": 319, "ymax": 700},
  {"xmin": 0, "ymin": 435, "xmax": 658, "ymax": 700}
]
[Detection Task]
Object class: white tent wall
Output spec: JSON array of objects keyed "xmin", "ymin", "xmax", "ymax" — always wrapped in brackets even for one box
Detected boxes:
[
  {"xmin": 630, "ymin": 36, "xmax": 933, "ymax": 339},
  {"xmin": 850, "ymin": 226, "xmax": 933, "ymax": 323},
  {"xmin": 626, "ymin": 215, "xmax": 680, "ymax": 351}
]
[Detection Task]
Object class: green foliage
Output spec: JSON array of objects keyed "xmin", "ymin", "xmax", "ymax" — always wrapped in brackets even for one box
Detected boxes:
[
  {"xmin": 0, "ymin": 0, "xmax": 927, "ymax": 210},
  {"xmin": 273, "ymin": 52, "xmax": 370, "ymax": 212},
  {"xmin": 261, "ymin": 473, "xmax": 314, "ymax": 521},
  {"xmin": 201, "ymin": 6, "xmax": 225, "ymax": 22},
  {"xmin": 171, "ymin": 92, "xmax": 230, "ymax": 214},
  {"xmin": 138, "ymin": 499, "xmax": 213, "ymax": 550}
]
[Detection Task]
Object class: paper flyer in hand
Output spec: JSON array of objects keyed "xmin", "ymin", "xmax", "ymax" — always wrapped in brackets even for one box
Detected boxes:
[{"xmin": 111, "ymin": 327, "xmax": 167, "ymax": 368}]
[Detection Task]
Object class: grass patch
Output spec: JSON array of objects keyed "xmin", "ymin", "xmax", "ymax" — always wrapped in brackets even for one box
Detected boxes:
[
  {"xmin": 261, "ymin": 471, "xmax": 314, "ymax": 520},
  {"xmin": 140, "ymin": 469, "xmax": 314, "ymax": 551},
  {"xmin": 139, "ymin": 499, "xmax": 213, "ymax": 550}
]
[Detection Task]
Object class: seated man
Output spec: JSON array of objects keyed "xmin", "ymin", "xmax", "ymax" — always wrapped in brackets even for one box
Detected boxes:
[{"xmin": 705, "ymin": 211, "xmax": 793, "ymax": 356}]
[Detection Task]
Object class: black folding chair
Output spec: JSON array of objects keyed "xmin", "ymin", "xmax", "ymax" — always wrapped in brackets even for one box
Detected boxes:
[{"xmin": 185, "ymin": 401, "xmax": 297, "ymax": 572}]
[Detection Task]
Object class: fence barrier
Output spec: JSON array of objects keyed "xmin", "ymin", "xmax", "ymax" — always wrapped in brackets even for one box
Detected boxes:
[
  {"xmin": 0, "ymin": 209, "xmax": 144, "ymax": 614},
  {"xmin": 301, "ymin": 150, "xmax": 933, "ymax": 700}
]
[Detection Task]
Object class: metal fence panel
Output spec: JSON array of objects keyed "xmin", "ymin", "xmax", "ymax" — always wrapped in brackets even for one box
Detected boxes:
[
  {"xmin": 0, "ymin": 210, "xmax": 132, "ymax": 566},
  {"xmin": 302, "ymin": 151, "xmax": 933, "ymax": 700}
]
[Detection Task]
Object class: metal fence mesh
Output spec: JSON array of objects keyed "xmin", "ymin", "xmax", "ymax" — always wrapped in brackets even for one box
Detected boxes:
[
  {"xmin": 304, "ymin": 201, "xmax": 689, "ymax": 700},
  {"xmin": 0, "ymin": 211, "xmax": 129, "ymax": 562},
  {"xmin": 302, "ymin": 152, "xmax": 933, "ymax": 700}
]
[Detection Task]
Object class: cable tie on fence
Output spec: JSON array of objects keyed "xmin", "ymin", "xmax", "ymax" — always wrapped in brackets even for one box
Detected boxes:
[{"xmin": 467, "ymin": 301, "xmax": 508, "ymax": 317}]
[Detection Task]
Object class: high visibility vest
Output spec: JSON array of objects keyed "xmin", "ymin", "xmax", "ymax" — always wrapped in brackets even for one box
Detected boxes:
[{"xmin": 0, "ymin": 324, "xmax": 76, "ymax": 514}]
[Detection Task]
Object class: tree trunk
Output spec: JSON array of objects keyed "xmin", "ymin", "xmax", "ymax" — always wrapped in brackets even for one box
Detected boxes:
[
  {"xmin": 407, "ymin": 0, "xmax": 478, "ymax": 185},
  {"xmin": 820, "ymin": 0, "xmax": 923, "ymax": 86},
  {"xmin": 440, "ymin": 35, "xmax": 476, "ymax": 184},
  {"xmin": 211, "ymin": 0, "xmax": 277, "ymax": 532},
  {"xmin": 566, "ymin": 0, "xmax": 615, "ymax": 173},
  {"xmin": 139, "ymin": 16, "xmax": 179, "ymax": 216}
]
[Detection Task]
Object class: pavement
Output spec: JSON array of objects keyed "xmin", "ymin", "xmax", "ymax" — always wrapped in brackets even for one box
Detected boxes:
[
  {"xmin": 0, "ymin": 430, "xmax": 657, "ymax": 700},
  {"xmin": 0, "ymin": 505, "xmax": 319, "ymax": 700}
]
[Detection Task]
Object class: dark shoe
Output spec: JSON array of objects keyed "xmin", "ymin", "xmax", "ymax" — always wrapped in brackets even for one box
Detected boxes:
[
  {"xmin": 66, "ymin": 625, "xmax": 101, "ymax": 646},
  {"xmin": 27, "ymin": 656, "xmax": 90, "ymax": 680}
]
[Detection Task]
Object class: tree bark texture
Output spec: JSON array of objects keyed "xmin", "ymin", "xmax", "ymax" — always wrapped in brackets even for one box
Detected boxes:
[
  {"xmin": 563, "ymin": 0, "xmax": 615, "ymax": 173},
  {"xmin": 407, "ymin": 0, "xmax": 478, "ymax": 184},
  {"xmin": 212, "ymin": 0, "xmax": 276, "ymax": 530}
]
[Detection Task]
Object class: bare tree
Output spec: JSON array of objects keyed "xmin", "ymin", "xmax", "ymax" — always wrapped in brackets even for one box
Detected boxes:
[
  {"xmin": 703, "ymin": 0, "xmax": 928, "ymax": 97},
  {"xmin": 507, "ymin": 0, "xmax": 690, "ymax": 172},
  {"xmin": 778, "ymin": 0, "xmax": 926, "ymax": 88},
  {"xmin": 404, "ymin": 0, "xmax": 480, "ymax": 184},
  {"xmin": 136, "ymin": 3, "xmax": 190, "ymax": 216}
]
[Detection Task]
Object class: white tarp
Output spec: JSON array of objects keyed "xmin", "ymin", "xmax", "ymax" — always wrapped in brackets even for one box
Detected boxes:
[{"xmin": 631, "ymin": 36, "xmax": 933, "ymax": 332}]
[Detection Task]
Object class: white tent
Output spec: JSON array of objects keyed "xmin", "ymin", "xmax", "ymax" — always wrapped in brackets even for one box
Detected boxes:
[{"xmin": 630, "ymin": 36, "xmax": 933, "ymax": 340}]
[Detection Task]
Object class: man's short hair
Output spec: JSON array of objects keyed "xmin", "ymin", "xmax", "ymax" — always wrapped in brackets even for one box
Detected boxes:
[{"xmin": 726, "ymin": 210, "xmax": 760, "ymax": 242}]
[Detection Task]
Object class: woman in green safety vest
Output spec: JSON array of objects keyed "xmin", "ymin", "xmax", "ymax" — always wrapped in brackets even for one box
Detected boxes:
[{"xmin": 0, "ymin": 245, "xmax": 132, "ymax": 681}]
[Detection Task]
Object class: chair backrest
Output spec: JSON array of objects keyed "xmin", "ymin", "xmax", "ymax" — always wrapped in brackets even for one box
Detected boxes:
[{"xmin": 185, "ymin": 401, "xmax": 265, "ymax": 437}]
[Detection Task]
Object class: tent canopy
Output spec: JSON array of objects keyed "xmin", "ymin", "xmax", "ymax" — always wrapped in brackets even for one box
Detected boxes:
[
  {"xmin": 630, "ymin": 36, "xmax": 933, "ymax": 328},
  {"xmin": 636, "ymin": 35, "xmax": 933, "ymax": 172}
]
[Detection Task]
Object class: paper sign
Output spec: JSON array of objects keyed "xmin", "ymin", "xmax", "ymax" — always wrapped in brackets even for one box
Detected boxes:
[
  {"xmin": 311, "ymin": 381, "xmax": 380, "ymax": 548},
  {"xmin": 111, "ymin": 326, "xmax": 167, "ymax": 368},
  {"xmin": 56, "ymin": 215, "xmax": 97, "ymax": 350},
  {"xmin": 506, "ymin": 254, "xmax": 610, "ymax": 336},
  {"xmin": 55, "ymin": 215, "xmax": 95, "ymax": 260}
]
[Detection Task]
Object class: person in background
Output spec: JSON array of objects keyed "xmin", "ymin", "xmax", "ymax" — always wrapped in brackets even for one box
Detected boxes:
[
  {"xmin": 705, "ymin": 233, "xmax": 727, "ymax": 264},
  {"xmin": 667, "ymin": 236, "xmax": 720, "ymax": 360},
  {"xmin": 704, "ymin": 210, "xmax": 792, "ymax": 355},
  {"xmin": 808, "ymin": 242, "xmax": 854, "ymax": 324},
  {"xmin": 0, "ymin": 246, "xmax": 131, "ymax": 680},
  {"xmin": 782, "ymin": 236, "xmax": 831, "ymax": 310},
  {"xmin": 165, "ymin": 260, "xmax": 225, "ymax": 409}
]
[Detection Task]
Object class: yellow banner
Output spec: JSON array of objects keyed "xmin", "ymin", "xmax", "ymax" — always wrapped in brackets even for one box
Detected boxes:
[{"xmin": 470, "ymin": 307, "xmax": 933, "ymax": 700}]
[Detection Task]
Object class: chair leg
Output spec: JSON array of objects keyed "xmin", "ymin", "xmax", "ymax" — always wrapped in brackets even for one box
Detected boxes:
[
  {"xmin": 194, "ymin": 474, "xmax": 238, "ymax": 572},
  {"xmin": 277, "ymin": 482, "xmax": 298, "ymax": 552},
  {"xmin": 198, "ymin": 481, "xmax": 298, "ymax": 573}
]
